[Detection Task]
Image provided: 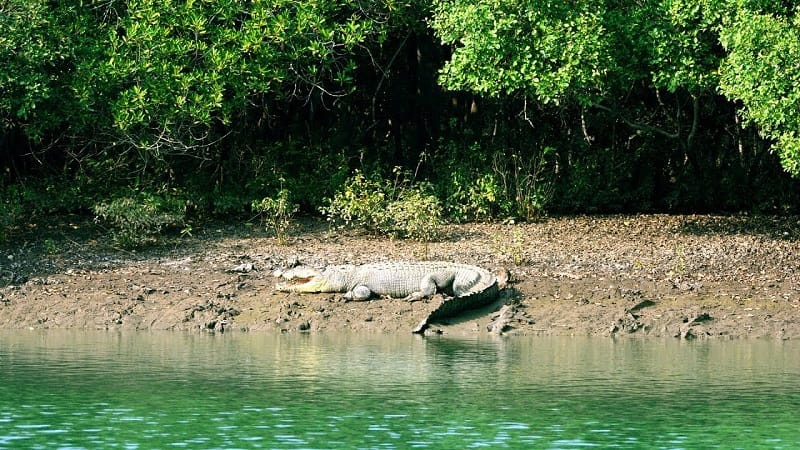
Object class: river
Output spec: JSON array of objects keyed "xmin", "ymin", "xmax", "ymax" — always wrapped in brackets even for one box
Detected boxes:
[{"xmin": 1, "ymin": 331, "xmax": 798, "ymax": 448}]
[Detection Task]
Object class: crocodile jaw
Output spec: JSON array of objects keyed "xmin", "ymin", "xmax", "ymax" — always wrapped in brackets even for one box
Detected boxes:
[
  {"xmin": 275, "ymin": 266, "xmax": 332, "ymax": 293},
  {"xmin": 278, "ymin": 276, "xmax": 332, "ymax": 293}
]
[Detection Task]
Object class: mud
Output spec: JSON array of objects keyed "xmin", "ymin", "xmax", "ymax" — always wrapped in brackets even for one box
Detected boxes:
[{"xmin": 1, "ymin": 214, "xmax": 798, "ymax": 339}]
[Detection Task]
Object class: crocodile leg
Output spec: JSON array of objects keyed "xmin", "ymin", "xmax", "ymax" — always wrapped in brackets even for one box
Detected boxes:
[
  {"xmin": 344, "ymin": 285, "xmax": 373, "ymax": 301},
  {"xmin": 402, "ymin": 274, "xmax": 443, "ymax": 302},
  {"xmin": 403, "ymin": 291, "xmax": 426, "ymax": 302}
]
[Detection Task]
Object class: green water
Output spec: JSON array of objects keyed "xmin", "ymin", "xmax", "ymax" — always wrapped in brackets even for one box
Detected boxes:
[{"xmin": 1, "ymin": 332, "xmax": 798, "ymax": 449}]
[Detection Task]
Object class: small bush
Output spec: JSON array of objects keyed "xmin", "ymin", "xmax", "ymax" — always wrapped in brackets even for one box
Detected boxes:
[
  {"xmin": 493, "ymin": 148, "xmax": 555, "ymax": 221},
  {"xmin": 211, "ymin": 192, "xmax": 252, "ymax": 216},
  {"xmin": 251, "ymin": 186, "xmax": 298, "ymax": 245},
  {"xmin": 385, "ymin": 184, "xmax": 442, "ymax": 242},
  {"xmin": 322, "ymin": 169, "xmax": 442, "ymax": 242},
  {"xmin": 93, "ymin": 192, "xmax": 187, "ymax": 249},
  {"xmin": 435, "ymin": 141, "xmax": 501, "ymax": 222},
  {"xmin": 436, "ymin": 141, "xmax": 554, "ymax": 222},
  {"xmin": 320, "ymin": 171, "xmax": 390, "ymax": 234},
  {"xmin": 442, "ymin": 171, "xmax": 502, "ymax": 222}
]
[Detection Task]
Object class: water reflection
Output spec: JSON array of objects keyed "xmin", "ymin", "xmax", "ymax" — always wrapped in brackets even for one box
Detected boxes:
[{"xmin": 1, "ymin": 331, "xmax": 799, "ymax": 448}]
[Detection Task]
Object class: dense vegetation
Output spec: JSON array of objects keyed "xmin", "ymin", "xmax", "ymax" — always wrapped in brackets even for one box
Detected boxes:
[{"xmin": 2, "ymin": 0, "xmax": 799, "ymax": 244}]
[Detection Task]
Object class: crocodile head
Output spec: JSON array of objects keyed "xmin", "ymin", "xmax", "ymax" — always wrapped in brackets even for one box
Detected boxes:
[{"xmin": 274, "ymin": 265, "xmax": 339, "ymax": 293}]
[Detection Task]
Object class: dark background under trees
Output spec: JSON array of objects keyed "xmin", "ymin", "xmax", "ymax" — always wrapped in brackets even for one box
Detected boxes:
[{"xmin": 2, "ymin": 0, "xmax": 799, "ymax": 240}]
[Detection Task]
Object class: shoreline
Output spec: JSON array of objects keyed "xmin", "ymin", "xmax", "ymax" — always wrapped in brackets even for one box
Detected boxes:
[{"xmin": 2, "ymin": 214, "xmax": 798, "ymax": 339}]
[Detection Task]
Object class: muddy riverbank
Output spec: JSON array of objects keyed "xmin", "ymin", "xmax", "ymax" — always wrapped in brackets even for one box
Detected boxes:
[{"xmin": 1, "ymin": 214, "xmax": 798, "ymax": 339}]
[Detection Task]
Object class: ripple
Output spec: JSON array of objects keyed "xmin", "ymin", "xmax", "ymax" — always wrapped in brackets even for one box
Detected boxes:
[
  {"xmin": 1, "ymin": 333, "xmax": 798, "ymax": 449},
  {"xmin": 550, "ymin": 439, "xmax": 601, "ymax": 447}
]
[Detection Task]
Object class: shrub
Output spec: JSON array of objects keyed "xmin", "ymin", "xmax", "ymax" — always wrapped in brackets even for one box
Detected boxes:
[
  {"xmin": 322, "ymin": 169, "xmax": 442, "ymax": 242},
  {"xmin": 385, "ymin": 185, "xmax": 442, "ymax": 242},
  {"xmin": 211, "ymin": 192, "xmax": 252, "ymax": 216},
  {"xmin": 320, "ymin": 171, "xmax": 390, "ymax": 234},
  {"xmin": 442, "ymin": 171, "xmax": 502, "ymax": 223},
  {"xmin": 17, "ymin": 177, "xmax": 94, "ymax": 215},
  {"xmin": 251, "ymin": 185, "xmax": 298, "ymax": 245},
  {"xmin": 435, "ymin": 141, "xmax": 501, "ymax": 222},
  {"xmin": 93, "ymin": 192, "xmax": 187, "ymax": 249},
  {"xmin": 492, "ymin": 148, "xmax": 555, "ymax": 221},
  {"xmin": 436, "ymin": 141, "xmax": 554, "ymax": 222}
]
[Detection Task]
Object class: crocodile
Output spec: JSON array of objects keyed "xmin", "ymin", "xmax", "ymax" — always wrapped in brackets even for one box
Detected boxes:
[{"xmin": 275, "ymin": 261, "xmax": 499, "ymax": 333}]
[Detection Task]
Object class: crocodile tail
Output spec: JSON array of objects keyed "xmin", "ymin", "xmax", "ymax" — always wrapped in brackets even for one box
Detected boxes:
[
  {"xmin": 425, "ymin": 281, "xmax": 499, "ymax": 324},
  {"xmin": 411, "ymin": 280, "xmax": 500, "ymax": 334}
]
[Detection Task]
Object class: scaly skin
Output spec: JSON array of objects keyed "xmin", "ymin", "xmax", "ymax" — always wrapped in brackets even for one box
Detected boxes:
[{"xmin": 275, "ymin": 261, "xmax": 500, "ymax": 330}]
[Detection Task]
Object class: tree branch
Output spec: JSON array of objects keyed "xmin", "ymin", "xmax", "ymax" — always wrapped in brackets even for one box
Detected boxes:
[
  {"xmin": 686, "ymin": 94, "xmax": 700, "ymax": 152},
  {"xmin": 593, "ymin": 103, "xmax": 680, "ymax": 140}
]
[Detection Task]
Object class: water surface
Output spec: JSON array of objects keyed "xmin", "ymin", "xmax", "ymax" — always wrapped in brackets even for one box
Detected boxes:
[{"xmin": 1, "ymin": 331, "xmax": 798, "ymax": 448}]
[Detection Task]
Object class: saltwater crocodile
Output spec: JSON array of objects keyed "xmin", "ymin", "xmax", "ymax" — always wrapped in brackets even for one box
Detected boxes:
[{"xmin": 275, "ymin": 261, "xmax": 499, "ymax": 333}]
